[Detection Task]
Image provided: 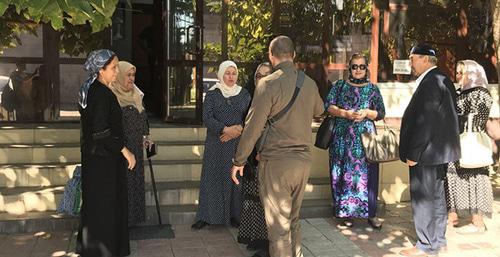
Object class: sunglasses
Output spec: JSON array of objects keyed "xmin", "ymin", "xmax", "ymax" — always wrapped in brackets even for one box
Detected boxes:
[
  {"xmin": 350, "ymin": 64, "xmax": 367, "ymax": 70},
  {"xmin": 255, "ymin": 73, "xmax": 268, "ymax": 79}
]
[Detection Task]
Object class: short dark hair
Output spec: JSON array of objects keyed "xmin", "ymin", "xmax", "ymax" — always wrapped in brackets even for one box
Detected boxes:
[
  {"xmin": 102, "ymin": 55, "xmax": 117, "ymax": 70},
  {"xmin": 269, "ymin": 36, "xmax": 295, "ymax": 59}
]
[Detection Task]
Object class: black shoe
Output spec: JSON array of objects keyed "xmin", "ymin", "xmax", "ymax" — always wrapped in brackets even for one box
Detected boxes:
[
  {"xmin": 252, "ymin": 249, "xmax": 270, "ymax": 257},
  {"xmin": 246, "ymin": 240, "xmax": 268, "ymax": 251},
  {"xmin": 230, "ymin": 218, "xmax": 240, "ymax": 228},
  {"xmin": 367, "ymin": 217, "xmax": 382, "ymax": 230},
  {"xmin": 191, "ymin": 220, "xmax": 209, "ymax": 230}
]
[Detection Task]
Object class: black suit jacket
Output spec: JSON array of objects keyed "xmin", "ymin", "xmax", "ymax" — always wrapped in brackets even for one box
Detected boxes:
[{"xmin": 399, "ymin": 68, "xmax": 461, "ymax": 165}]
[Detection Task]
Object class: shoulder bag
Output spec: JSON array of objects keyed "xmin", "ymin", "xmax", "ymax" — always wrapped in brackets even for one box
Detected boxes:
[
  {"xmin": 361, "ymin": 121, "xmax": 400, "ymax": 163},
  {"xmin": 459, "ymin": 114, "xmax": 493, "ymax": 168},
  {"xmin": 314, "ymin": 80, "xmax": 343, "ymax": 149}
]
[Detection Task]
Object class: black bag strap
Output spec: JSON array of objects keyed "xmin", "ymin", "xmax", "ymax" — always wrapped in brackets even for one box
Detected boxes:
[
  {"xmin": 267, "ymin": 70, "xmax": 305, "ymax": 125},
  {"xmin": 255, "ymin": 70, "xmax": 305, "ymax": 153}
]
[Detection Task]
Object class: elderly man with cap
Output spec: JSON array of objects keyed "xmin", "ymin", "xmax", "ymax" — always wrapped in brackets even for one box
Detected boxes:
[{"xmin": 399, "ymin": 44, "xmax": 460, "ymax": 256}]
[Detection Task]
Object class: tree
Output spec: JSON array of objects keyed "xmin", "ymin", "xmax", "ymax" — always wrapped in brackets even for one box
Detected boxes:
[
  {"xmin": 0, "ymin": 0, "xmax": 119, "ymax": 55},
  {"xmin": 491, "ymin": 0, "xmax": 500, "ymax": 82},
  {"xmin": 204, "ymin": 0, "xmax": 272, "ymax": 63}
]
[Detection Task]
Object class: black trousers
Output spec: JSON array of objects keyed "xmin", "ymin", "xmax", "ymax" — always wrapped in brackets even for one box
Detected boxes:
[{"xmin": 409, "ymin": 164, "xmax": 447, "ymax": 254}]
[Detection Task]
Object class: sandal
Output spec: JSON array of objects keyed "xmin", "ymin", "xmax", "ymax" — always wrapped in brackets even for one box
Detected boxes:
[
  {"xmin": 338, "ymin": 218, "xmax": 354, "ymax": 228},
  {"xmin": 368, "ymin": 217, "xmax": 383, "ymax": 230},
  {"xmin": 456, "ymin": 223, "xmax": 486, "ymax": 235}
]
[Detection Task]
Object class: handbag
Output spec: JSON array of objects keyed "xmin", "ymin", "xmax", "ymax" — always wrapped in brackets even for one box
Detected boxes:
[
  {"xmin": 57, "ymin": 165, "xmax": 82, "ymax": 216},
  {"xmin": 314, "ymin": 116, "xmax": 335, "ymax": 149},
  {"xmin": 314, "ymin": 80, "xmax": 344, "ymax": 150},
  {"xmin": 146, "ymin": 143, "xmax": 157, "ymax": 158},
  {"xmin": 361, "ymin": 121, "xmax": 400, "ymax": 163},
  {"xmin": 459, "ymin": 114, "xmax": 493, "ymax": 168}
]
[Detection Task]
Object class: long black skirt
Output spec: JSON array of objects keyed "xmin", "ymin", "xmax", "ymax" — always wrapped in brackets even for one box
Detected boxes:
[{"xmin": 77, "ymin": 153, "xmax": 130, "ymax": 257}]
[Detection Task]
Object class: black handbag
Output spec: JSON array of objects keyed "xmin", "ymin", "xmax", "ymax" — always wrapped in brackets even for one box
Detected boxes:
[
  {"xmin": 314, "ymin": 115, "xmax": 335, "ymax": 149},
  {"xmin": 314, "ymin": 81, "xmax": 344, "ymax": 150}
]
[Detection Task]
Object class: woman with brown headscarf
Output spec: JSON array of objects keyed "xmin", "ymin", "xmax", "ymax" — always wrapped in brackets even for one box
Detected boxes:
[{"xmin": 111, "ymin": 61, "xmax": 153, "ymax": 227}]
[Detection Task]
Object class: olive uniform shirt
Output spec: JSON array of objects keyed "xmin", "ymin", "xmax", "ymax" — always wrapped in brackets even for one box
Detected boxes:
[{"xmin": 233, "ymin": 61, "xmax": 324, "ymax": 166}]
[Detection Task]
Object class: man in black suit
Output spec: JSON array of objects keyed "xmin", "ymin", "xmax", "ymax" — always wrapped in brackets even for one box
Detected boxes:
[{"xmin": 399, "ymin": 44, "xmax": 460, "ymax": 256}]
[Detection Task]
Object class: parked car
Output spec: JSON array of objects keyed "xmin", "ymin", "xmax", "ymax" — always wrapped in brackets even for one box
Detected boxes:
[{"xmin": 202, "ymin": 78, "xmax": 218, "ymax": 101}]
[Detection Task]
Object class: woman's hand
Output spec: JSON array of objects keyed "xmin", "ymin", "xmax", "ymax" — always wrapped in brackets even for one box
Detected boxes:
[
  {"xmin": 143, "ymin": 136, "xmax": 154, "ymax": 149},
  {"xmin": 121, "ymin": 147, "xmax": 136, "ymax": 170},
  {"xmin": 353, "ymin": 109, "xmax": 368, "ymax": 122},
  {"xmin": 220, "ymin": 125, "xmax": 242, "ymax": 142}
]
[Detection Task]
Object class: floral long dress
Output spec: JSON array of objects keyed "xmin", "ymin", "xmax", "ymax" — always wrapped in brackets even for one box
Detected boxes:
[{"xmin": 325, "ymin": 80, "xmax": 386, "ymax": 218}]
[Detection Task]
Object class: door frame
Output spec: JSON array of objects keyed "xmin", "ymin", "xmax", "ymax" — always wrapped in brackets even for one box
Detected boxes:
[{"xmin": 161, "ymin": 0, "xmax": 204, "ymax": 124}]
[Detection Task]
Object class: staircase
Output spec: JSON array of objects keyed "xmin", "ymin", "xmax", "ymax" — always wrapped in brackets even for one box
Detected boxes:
[{"xmin": 0, "ymin": 123, "xmax": 333, "ymax": 233}]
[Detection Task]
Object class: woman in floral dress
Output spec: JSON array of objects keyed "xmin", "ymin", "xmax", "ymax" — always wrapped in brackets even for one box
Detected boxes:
[{"xmin": 325, "ymin": 53, "xmax": 386, "ymax": 229}]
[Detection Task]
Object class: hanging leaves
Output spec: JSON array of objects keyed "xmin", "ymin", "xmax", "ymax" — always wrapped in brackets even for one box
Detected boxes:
[{"xmin": 0, "ymin": 0, "xmax": 118, "ymax": 55}]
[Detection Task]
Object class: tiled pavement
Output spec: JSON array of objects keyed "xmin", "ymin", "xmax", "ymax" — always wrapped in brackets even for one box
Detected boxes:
[{"xmin": 0, "ymin": 175, "xmax": 499, "ymax": 257}]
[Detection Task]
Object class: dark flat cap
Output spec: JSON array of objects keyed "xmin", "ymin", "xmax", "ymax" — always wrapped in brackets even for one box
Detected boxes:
[{"xmin": 409, "ymin": 44, "xmax": 436, "ymax": 56}]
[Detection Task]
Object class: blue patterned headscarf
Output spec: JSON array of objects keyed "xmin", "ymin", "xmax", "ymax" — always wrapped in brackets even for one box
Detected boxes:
[{"xmin": 78, "ymin": 49, "xmax": 116, "ymax": 109}]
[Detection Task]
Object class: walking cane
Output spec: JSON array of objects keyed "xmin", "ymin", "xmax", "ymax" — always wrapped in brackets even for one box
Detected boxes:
[
  {"xmin": 129, "ymin": 143, "xmax": 174, "ymax": 240},
  {"xmin": 147, "ymin": 152, "xmax": 162, "ymax": 225}
]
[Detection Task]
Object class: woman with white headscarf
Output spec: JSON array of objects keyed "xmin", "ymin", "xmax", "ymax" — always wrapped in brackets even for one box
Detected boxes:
[
  {"xmin": 192, "ymin": 60, "xmax": 251, "ymax": 229},
  {"xmin": 110, "ymin": 61, "xmax": 152, "ymax": 227},
  {"xmin": 445, "ymin": 60, "xmax": 493, "ymax": 234},
  {"xmin": 78, "ymin": 50, "xmax": 135, "ymax": 257}
]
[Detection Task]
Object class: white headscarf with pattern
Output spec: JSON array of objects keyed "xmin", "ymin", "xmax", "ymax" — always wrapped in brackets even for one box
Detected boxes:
[{"xmin": 458, "ymin": 59, "xmax": 488, "ymax": 91}]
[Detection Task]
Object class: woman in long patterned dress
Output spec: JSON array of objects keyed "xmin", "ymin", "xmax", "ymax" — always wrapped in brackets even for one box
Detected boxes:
[
  {"xmin": 78, "ymin": 49, "xmax": 136, "ymax": 257},
  {"xmin": 192, "ymin": 60, "xmax": 251, "ymax": 229},
  {"xmin": 325, "ymin": 53, "xmax": 386, "ymax": 229},
  {"xmin": 445, "ymin": 60, "xmax": 493, "ymax": 234},
  {"xmin": 110, "ymin": 61, "xmax": 152, "ymax": 227},
  {"xmin": 237, "ymin": 63, "xmax": 272, "ymax": 255}
]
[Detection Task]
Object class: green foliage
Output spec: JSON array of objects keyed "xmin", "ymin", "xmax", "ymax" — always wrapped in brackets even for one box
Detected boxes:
[
  {"xmin": 333, "ymin": 0, "xmax": 373, "ymax": 36},
  {"xmin": 204, "ymin": 0, "xmax": 272, "ymax": 62},
  {"xmin": 0, "ymin": 0, "xmax": 118, "ymax": 55}
]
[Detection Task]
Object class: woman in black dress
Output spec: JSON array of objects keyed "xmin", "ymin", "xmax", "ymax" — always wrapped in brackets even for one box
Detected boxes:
[
  {"xmin": 110, "ymin": 61, "xmax": 152, "ymax": 227},
  {"xmin": 77, "ymin": 49, "xmax": 136, "ymax": 257},
  {"xmin": 237, "ymin": 63, "xmax": 272, "ymax": 256},
  {"xmin": 191, "ymin": 60, "xmax": 251, "ymax": 229}
]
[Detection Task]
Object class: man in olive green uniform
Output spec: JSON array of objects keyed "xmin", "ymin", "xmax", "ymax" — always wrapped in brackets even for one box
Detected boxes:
[{"xmin": 231, "ymin": 36, "xmax": 324, "ymax": 257}]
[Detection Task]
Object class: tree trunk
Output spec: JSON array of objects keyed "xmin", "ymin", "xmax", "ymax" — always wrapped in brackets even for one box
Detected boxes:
[{"xmin": 491, "ymin": 0, "xmax": 500, "ymax": 82}]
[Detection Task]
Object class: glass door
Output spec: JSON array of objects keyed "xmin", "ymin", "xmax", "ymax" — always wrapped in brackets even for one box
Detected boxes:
[{"xmin": 163, "ymin": 0, "xmax": 203, "ymax": 123}]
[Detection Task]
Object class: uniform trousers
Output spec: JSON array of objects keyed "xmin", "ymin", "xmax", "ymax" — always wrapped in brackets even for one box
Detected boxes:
[{"xmin": 258, "ymin": 158, "xmax": 311, "ymax": 257}]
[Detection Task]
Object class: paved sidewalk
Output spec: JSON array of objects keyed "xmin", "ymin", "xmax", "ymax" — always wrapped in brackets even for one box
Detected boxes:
[{"xmin": 0, "ymin": 173, "xmax": 498, "ymax": 257}]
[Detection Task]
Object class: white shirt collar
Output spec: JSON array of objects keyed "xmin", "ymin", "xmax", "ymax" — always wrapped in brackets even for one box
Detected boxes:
[{"xmin": 415, "ymin": 66, "xmax": 437, "ymax": 86}]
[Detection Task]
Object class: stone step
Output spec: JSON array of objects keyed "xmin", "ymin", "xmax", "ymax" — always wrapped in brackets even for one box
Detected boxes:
[
  {"xmin": 0, "ymin": 125, "xmax": 207, "ymax": 144},
  {"xmin": 0, "ymin": 178, "xmax": 332, "ymax": 215},
  {"xmin": 0, "ymin": 141, "xmax": 206, "ymax": 164},
  {"xmin": 0, "ymin": 198, "xmax": 333, "ymax": 233},
  {"xmin": 0, "ymin": 159, "xmax": 330, "ymax": 187},
  {"xmin": 144, "ymin": 199, "xmax": 334, "ymax": 226}
]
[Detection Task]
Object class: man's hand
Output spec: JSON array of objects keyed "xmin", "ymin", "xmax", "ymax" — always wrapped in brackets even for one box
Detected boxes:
[
  {"xmin": 407, "ymin": 159, "xmax": 418, "ymax": 167},
  {"xmin": 231, "ymin": 165, "xmax": 245, "ymax": 185}
]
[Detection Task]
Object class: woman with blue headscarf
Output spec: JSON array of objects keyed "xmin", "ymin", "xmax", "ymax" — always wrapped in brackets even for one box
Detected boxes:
[{"xmin": 77, "ymin": 49, "xmax": 136, "ymax": 257}]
